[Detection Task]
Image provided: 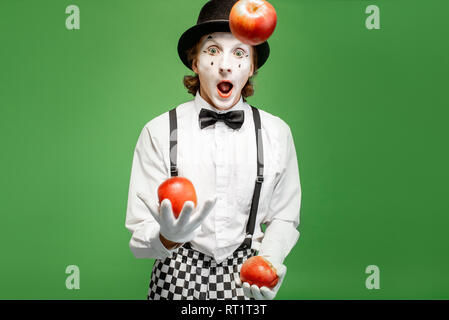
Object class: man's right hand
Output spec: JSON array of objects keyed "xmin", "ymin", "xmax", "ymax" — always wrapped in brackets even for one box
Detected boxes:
[{"xmin": 137, "ymin": 193, "xmax": 217, "ymax": 244}]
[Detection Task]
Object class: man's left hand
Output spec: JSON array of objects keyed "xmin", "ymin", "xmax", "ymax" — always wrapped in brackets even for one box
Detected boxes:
[{"xmin": 235, "ymin": 259, "xmax": 287, "ymax": 300}]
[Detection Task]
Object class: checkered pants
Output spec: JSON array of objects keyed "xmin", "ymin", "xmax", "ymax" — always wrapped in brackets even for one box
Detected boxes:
[{"xmin": 147, "ymin": 245, "xmax": 256, "ymax": 300}]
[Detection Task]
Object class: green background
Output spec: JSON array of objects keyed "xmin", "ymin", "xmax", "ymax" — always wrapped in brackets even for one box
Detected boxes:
[{"xmin": 0, "ymin": 0, "xmax": 448, "ymax": 299}]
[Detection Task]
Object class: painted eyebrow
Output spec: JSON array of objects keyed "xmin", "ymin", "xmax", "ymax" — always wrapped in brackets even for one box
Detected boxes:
[{"xmin": 202, "ymin": 39, "xmax": 221, "ymax": 49}]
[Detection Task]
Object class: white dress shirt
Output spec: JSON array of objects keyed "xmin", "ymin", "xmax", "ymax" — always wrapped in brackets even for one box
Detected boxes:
[{"xmin": 125, "ymin": 92, "xmax": 301, "ymax": 263}]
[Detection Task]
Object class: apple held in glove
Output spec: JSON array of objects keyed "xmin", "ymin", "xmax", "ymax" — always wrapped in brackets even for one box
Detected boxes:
[
  {"xmin": 138, "ymin": 178, "xmax": 216, "ymax": 244},
  {"xmin": 229, "ymin": 0, "xmax": 277, "ymax": 46},
  {"xmin": 240, "ymin": 256, "xmax": 279, "ymax": 288},
  {"xmin": 158, "ymin": 177, "xmax": 197, "ymax": 218}
]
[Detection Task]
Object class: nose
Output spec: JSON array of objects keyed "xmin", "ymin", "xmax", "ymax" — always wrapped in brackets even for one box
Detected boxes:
[
  {"xmin": 218, "ymin": 53, "xmax": 232, "ymax": 74},
  {"xmin": 219, "ymin": 67, "xmax": 232, "ymax": 73}
]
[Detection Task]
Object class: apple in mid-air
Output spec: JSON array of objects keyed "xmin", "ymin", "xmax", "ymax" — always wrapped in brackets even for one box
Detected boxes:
[
  {"xmin": 229, "ymin": 0, "xmax": 277, "ymax": 46},
  {"xmin": 157, "ymin": 177, "xmax": 197, "ymax": 218},
  {"xmin": 240, "ymin": 256, "xmax": 279, "ymax": 288}
]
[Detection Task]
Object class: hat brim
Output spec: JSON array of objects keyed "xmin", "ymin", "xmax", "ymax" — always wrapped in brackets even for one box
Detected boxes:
[{"xmin": 177, "ymin": 20, "xmax": 270, "ymax": 71}]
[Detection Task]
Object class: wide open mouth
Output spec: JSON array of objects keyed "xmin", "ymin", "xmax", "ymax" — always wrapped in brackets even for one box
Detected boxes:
[{"xmin": 217, "ymin": 81, "xmax": 234, "ymax": 98}]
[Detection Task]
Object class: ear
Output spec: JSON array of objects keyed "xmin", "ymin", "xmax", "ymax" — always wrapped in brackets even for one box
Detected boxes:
[
  {"xmin": 249, "ymin": 62, "xmax": 254, "ymax": 78},
  {"xmin": 249, "ymin": 47, "xmax": 255, "ymax": 77},
  {"xmin": 192, "ymin": 58, "xmax": 199, "ymax": 74}
]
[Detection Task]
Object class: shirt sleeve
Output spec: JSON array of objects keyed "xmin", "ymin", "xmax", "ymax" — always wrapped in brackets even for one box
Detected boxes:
[
  {"xmin": 125, "ymin": 123, "xmax": 178, "ymax": 260},
  {"xmin": 259, "ymin": 121, "xmax": 302, "ymax": 264}
]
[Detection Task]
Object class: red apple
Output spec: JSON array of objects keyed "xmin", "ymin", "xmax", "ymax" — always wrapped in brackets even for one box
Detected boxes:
[
  {"xmin": 157, "ymin": 177, "xmax": 197, "ymax": 218},
  {"xmin": 240, "ymin": 256, "xmax": 279, "ymax": 288},
  {"xmin": 229, "ymin": 0, "xmax": 277, "ymax": 46}
]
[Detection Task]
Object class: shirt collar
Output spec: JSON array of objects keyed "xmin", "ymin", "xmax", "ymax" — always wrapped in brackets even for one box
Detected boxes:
[{"xmin": 194, "ymin": 91, "xmax": 246, "ymax": 116}]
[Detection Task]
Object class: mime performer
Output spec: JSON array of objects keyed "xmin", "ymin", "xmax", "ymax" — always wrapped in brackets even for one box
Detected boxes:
[{"xmin": 125, "ymin": 0, "xmax": 301, "ymax": 300}]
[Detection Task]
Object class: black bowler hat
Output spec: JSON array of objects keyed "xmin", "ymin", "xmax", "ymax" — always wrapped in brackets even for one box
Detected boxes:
[{"xmin": 177, "ymin": 0, "xmax": 270, "ymax": 70}]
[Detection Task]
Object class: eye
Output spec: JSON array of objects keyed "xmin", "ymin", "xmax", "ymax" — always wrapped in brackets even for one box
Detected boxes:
[
  {"xmin": 207, "ymin": 46, "xmax": 220, "ymax": 55},
  {"xmin": 234, "ymin": 48, "xmax": 246, "ymax": 58}
]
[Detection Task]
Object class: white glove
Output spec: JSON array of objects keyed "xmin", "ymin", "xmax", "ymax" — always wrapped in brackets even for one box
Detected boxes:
[
  {"xmin": 137, "ymin": 193, "xmax": 217, "ymax": 243},
  {"xmin": 235, "ymin": 257, "xmax": 287, "ymax": 300},
  {"xmin": 236, "ymin": 219, "xmax": 296, "ymax": 299}
]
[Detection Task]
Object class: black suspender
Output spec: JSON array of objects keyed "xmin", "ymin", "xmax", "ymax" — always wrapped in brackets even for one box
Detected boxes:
[
  {"xmin": 240, "ymin": 106, "xmax": 264, "ymax": 249},
  {"xmin": 168, "ymin": 106, "xmax": 264, "ymax": 250},
  {"xmin": 169, "ymin": 108, "xmax": 178, "ymax": 177}
]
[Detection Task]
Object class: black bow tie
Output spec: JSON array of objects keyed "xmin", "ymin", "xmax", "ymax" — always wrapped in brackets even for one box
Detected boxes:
[{"xmin": 198, "ymin": 108, "xmax": 245, "ymax": 130}]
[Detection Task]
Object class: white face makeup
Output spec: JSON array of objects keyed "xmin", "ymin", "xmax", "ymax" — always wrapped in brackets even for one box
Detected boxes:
[{"xmin": 192, "ymin": 32, "xmax": 254, "ymax": 110}]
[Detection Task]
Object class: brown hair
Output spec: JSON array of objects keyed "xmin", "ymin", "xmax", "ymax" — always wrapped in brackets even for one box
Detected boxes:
[{"xmin": 183, "ymin": 40, "xmax": 259, "ymax": 101}]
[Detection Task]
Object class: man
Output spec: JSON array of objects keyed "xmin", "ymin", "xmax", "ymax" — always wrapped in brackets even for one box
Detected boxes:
[{"xmin": 125, "ymin": 0, "xmax": 301, "ymax": 300}]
